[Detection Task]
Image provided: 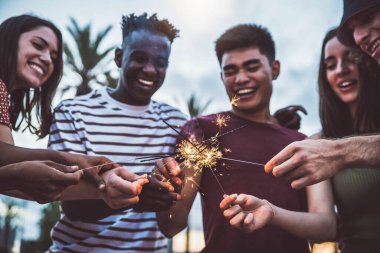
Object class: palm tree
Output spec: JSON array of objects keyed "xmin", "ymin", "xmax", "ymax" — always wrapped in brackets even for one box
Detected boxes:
[{"xmin": 64, "ymin": 17, "xmax": 116, "ymax": 96}]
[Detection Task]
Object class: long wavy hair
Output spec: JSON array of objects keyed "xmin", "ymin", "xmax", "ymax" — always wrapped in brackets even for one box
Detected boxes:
[
  {"xmin": 319, "ymin": 28, "xmax": 380, "ymax": 138},
  {"xmin": 0, "ymin": 14, "xmax": 63, "ymax": 138}
]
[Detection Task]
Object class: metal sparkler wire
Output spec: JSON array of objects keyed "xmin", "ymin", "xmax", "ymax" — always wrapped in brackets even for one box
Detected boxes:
[{"xmin": 163, "ymin": 119, "xmax": 227, "ymax": 194}]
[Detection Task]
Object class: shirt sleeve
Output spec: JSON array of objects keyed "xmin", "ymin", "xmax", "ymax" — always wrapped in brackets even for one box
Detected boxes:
[
  {"xmin": 48, "ymin": 102, "xmax": 87, "ymax": 154},
  {"xmin": 0, "ymin": 80, "xmax": 11, "ymax": 128}
]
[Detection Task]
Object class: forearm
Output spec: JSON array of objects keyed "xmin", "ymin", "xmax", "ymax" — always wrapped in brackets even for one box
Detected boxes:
[
  {"xmin": 269, "ymin": 205, "xmax": 336, "ymax": 241},
  {"xmin": 339, "ymin": 135, "xmax": 380, "ymax": 169},
  {"xmin": 157, "ymin": 165, "xmax": 200, "ymax": 237},
  {"xmin": 60, "ymin": 180, "xmax": 100, "ymax": 200},
  {"xmin": 0, "ymin": 163, "xmax": 18, "ymax": 191},
  {"xmin": 0, "ymin": 141, "xmax": 68, "ymax": 166}
]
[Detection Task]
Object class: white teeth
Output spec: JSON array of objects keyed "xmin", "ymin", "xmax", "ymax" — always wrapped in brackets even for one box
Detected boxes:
[
  {"xmin": 370, "ymin": 38, "xmax": 380, "ymax": 53},
  {"xmin": 138, "ymin": 78, "xmax": 154, "ymax": 86},
  {"xmin": 29, "ymin": 63, "xmax": 44, "ymax": 75},
  {"xmin": 339, "ymin": 81, "xmax": 354, "ymax": 88},
  {"xmin": 236, "ymin": 88, "xmax": 256, "ymax": 95}
]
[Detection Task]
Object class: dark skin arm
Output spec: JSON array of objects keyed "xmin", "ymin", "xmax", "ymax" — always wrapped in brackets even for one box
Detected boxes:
[
  {"xmin": 0, "ymin": 160, "xmax": 83, "ymax": 203},
  {"xmin": 0, "ymin": 141, "xmax": 115, "ymax": 190},
  {"xmin": 134, "ymin": 158, "xmax": 182, "ymax": 212},
  {"xmin": 273, "ymin": 105, "xmax": 307, "ymax": 130}
]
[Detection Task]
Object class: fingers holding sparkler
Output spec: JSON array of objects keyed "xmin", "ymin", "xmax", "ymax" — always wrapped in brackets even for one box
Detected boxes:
[
  {"xmin": 154, "ymin": 157, "xmax": 184, "ymax": 191},
  {"xmin": 134, "ymin": 171, "xmax": 181, "ymax": 212}
]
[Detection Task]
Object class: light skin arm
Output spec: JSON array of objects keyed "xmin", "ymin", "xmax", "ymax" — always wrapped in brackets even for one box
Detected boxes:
[
  {"xmin": 264, "ymin": 135, "xmax": 380, "ymax": 189},
  {"xmin": 156, "ymin": 158, "xmax": 201, "ymax": 238},
  {"xmin": 220, "ymin": 180, "xmax": 336, "ymax": 241}
]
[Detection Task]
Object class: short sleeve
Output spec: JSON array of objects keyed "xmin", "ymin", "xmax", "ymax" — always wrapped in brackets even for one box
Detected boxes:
[{"xmin": 0, "ymin": 80, "xmax": 11, "ymax": 128}]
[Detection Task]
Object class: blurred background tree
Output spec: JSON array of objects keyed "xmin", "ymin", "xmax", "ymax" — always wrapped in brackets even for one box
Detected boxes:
[{"xmin": 63, "ymin": 17, "xmax": 118, "ymax": 96}]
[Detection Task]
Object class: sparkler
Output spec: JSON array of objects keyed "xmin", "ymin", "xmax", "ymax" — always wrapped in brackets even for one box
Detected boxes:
[
  {"xmin": 214, "ymin": 113, "xmax": 230, "ymax": 129},
  {"xmin": 230, "ymin": 96, "xmax": 240, "ymax": 106}
]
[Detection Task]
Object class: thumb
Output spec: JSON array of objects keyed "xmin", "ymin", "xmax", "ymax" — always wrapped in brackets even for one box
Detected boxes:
[
  {"xmin": 47, "ymin": 161, "xmax": 80, "ymax": 173},
  {"xmin": 56, "ymin": 170, "xmax": 83, "ymax": 186}
]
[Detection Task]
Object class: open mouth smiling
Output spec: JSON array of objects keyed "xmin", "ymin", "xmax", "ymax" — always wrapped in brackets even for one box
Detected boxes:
[
  {"xmin": 235, "ymin": 87, "xmax": 258, "ymax": 97},
  {"xmin": 29, "ymin": 62, "xmax": 45, "ymax": 76}
]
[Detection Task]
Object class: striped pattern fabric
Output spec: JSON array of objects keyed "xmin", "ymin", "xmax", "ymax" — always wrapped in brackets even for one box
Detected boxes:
[{"xmin": 48, "ymin": 87, "xmax": 187, "ymax": 253}]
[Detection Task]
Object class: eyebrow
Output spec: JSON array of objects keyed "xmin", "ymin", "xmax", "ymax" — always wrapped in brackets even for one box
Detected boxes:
[
  {"xmin": 223, "ymin": 59, "xmax": 261, "ymax": 70},
  {"xmin": 34, "ymin": 36, "xmax": 58, "ymax": 54}
]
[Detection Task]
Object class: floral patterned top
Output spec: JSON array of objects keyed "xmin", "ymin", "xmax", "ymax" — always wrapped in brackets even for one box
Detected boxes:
[{"xmin": 0, "ymin": 79, "xmax": 11, "ymax": 128}]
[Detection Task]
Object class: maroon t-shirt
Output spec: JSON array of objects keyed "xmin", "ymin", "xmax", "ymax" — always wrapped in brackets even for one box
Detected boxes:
[{"xmin": 180, "ymin": 111, "xmax": 308, "ymax": 253}]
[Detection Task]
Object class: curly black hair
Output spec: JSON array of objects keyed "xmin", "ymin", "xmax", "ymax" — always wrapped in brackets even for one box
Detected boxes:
[{"xmin": 121, "ymin": 13, "xmax": 179, "ymax": 43}]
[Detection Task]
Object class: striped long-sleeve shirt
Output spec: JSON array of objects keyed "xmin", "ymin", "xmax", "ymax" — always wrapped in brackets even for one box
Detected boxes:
[{"xmin": 48, "ymin": 87, "xmax": 187, "ymax": 253}]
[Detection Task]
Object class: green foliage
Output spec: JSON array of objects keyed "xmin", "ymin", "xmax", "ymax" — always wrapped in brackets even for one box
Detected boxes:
[
  {"xmin": 63, "ymin": 17, "xmax": 118, "ymax": 96},
  {"xmin": 36, "ymin": 202, "xmax": 60, "ymax": 251},
  {"xmin": 186, "ymin": 93, "xmax": 212, "ymax": 118}
]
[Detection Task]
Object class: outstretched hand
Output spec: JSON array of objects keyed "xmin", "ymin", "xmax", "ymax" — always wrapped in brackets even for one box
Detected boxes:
[
  {"xmin": 220, "ymin": 194, "xmax": 274, "ymax": 233},
  {"xmin": 265, "ymin": 138, "xmax": 342, "ymax": 189},
  {"xmin": 15, "ymin": 160, "xmax": 83, "ymax": 204},
  {"xmin": 273, "ymin": 105, "xmax": 307, "ymax": 130}
]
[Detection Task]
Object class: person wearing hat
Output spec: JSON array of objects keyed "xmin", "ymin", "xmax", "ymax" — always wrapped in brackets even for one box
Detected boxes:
[
  {"xmin": 264, "ymin": 1, "xmax": 380, "ymax": 191},
  {"xmin": 338, "ymin": 0, "xmax": 380, "ymax": 65}
]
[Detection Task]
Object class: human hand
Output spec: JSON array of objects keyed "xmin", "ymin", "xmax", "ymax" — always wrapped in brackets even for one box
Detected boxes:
[
  {"xmin": 154, "ymin": 157, "xmax": 184, "ymax": 193},
  {"xmin": 133, "ymin": 158, "xmax": 182, "ymax": 212},
  {"xmin": 100, "ymin": 167, "xmax": 148, "ymax": 209},
  {"xmin": 265, "ymin": 139, "xmax": 342, "ymax": 189},
  {"xmin": 66, "ymin": 153, "xmax": 119, "ymax": 191},
  {"xmin": 133, "ymin": 173, "xmax": 181, "ymax": 212},
  {"xmin": 14, "ymin": 160, "xmax": 83, "ymax": 204},
  {"xmin": 273, "ymin": 105, "xmax": 307, "ymax": 130},
  {"xmin": 219, "ymin": 194, "xmax": 274, "ymax": 233}
]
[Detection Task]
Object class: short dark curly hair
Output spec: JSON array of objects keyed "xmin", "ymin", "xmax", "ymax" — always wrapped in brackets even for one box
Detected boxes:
[
  {"xmin": 121, "ymin": 13, "xmax": 179, "ymax": 44},
  {"xmin": 215, "ymin": 24, "xmax": 275, "ymax": 65}
]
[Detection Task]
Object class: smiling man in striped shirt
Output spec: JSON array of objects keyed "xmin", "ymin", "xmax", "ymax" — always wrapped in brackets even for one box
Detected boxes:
[{"xmin": 48, "ymin": 13, "xmax": 187, "ymax": 253}]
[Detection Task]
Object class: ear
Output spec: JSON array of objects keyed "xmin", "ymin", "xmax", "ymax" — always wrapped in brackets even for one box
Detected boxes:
[
  {"xmin": 114, "ymin": 48, "xmax": 122, "ymax": 68},
  {"xmin": 271, "ymin": 60, "xmax": 280, "ymax": 80},
  {"xmin": 220, "ymin": 71, "xmax": 224, "ymax": 82}
]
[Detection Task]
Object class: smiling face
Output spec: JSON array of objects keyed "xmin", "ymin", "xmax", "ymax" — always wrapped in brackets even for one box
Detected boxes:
[
  {"xmin": 348, "ymin": 7, "xmax": 380, "ymax": 65},
  {"xmin": 16, "ymin": 26, "xmax": 58, "ymax": 90},
  {"xmin": 114, "ymin": 29, "xmax": 171, "ymax": 105},
  {"xmin": 324, "ymin": 36, "xmax": 361, "ymax": 110},
  {"xmin": 221, "ymin": 46, "xmax": 279, "ymax": 117}
]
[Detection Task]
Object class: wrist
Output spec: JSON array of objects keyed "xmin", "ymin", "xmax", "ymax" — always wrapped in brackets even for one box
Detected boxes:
[
  {"xmin": 262, "ymin": 199, "xmax": 276, "ymax": 224},
  {"xmin": 0, "ymin": 162, "xmax": 23, "ymax": 190},
  {"xmin": 335, "ymin": 137, "xmax": 360, "ymax": 169}
]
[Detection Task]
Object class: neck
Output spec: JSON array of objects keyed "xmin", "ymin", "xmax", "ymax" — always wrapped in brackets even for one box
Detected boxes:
[
  {"xmin": 348, "ymin": 102, "xmax": 357, "ymax": 119},
  {"xmin": 109, "ymin": 86, "xmax": 150, "ymax": 106},
  {"xmin": 231, "ymin": 107, "xmax": 272, "ymax": 124}
]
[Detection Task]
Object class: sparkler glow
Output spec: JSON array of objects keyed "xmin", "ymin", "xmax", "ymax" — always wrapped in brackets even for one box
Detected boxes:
[
  {"xmin": 230, "ymin": 96, "xmax": 240, "ymax": 106},
  {"xmin": 214, "ymin": 113, "xmax": 230, "ymax": 129}
]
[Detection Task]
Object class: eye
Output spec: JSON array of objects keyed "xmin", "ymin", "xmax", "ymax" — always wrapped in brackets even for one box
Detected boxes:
[
  {"xmin": 32, "ymin": 41, "xmax": 44, "ymax": 50},
  {"xmin": 155, "ymin": 58, "xmax": 169, "ymax": 68},
  {"xmin": 326, "ymin": 63, "xmax": 336, "ymax": 70},
  {"xmin": 246, "ymin": 64, "xmax": 259, "ymax": 72},
  {"xmin": 132, "ymin": 54, "xmax": 148, "ymax": 64},
  {"xmin": 223, "ymin": 68, "xmax": 237, "ymax": 77}
]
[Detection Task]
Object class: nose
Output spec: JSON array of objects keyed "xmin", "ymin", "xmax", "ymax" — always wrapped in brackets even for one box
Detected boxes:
[
  {"xmin": 39, "ymin": 50, "xmax": 53, "ymax": 65},
  {"xmin": 353, "ymin": 25, "xmax": 370, "ymax": 49},
  {"xmin": 336, "ymin": 60, "xmax": 350, "ymax": 75},
  {"xmin": 235, "ymin": 69, "xmax": 249, "ymax": 85},
  {"xmin": 142, "ymin": 61, "xmax": 157, "ymax": 76}
]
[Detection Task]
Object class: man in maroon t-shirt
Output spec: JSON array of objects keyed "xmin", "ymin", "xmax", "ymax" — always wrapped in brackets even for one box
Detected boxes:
[{"xmin": 155, "ymin": 24, "xmax": 335, "ymax": 253}]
